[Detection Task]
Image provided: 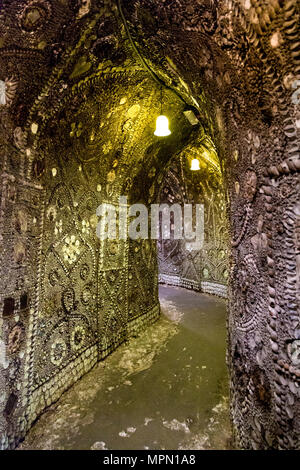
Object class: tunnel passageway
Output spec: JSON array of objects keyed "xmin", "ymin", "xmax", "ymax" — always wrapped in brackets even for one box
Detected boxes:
[
  {"xmin": 19, "ymin": 286, "xmax": 230, "ymax": 450},
  {"xmin": 1, "ymin": 0, "xmax": 299, "ymax": 450}
]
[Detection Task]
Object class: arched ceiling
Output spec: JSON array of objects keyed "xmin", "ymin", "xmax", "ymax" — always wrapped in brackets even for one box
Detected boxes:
[{"xmin": 0, "ymin": 0, "xmax": 298, "ymax": 189}]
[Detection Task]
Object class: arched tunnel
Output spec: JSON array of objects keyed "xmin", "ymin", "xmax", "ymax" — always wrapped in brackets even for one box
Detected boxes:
[{"xmin": 0, "ymin": 0, "xmax": 299, "ymax": 451}]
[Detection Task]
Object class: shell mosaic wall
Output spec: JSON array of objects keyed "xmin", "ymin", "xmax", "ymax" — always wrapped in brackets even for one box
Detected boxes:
[
  {"xmin": 158, "ymin": 138, "xmax": 228, "ymax": 298},
  {"xmin": 0, "ymin": 0, "xmax": 299, "ymax": 450}
]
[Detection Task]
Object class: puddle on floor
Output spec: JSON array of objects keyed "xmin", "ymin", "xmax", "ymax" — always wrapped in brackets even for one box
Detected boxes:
[{"xmin": 19, "ymin": 285, "xmax": 231, "ymax": 450}]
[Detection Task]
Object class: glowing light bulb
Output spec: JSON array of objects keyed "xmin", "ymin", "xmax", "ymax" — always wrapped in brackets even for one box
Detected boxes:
[
  {"xmin": 154, "ymin": 115, "xmax": 171, "ymax": 137},
  {"xmin": 191, "ymin": 159, "xmax": 200, "ymax": 171}
]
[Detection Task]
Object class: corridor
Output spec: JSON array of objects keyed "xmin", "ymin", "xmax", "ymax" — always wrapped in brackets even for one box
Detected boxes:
[{"xmin": 19, "ymin": 286, "xmax": 230, "ymax": 450}]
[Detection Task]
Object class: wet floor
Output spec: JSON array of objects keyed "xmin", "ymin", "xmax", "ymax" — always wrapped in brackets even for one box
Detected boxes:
[{"xmin": 19, "ymin": 286, "xmax": 231, "ymax": 450}]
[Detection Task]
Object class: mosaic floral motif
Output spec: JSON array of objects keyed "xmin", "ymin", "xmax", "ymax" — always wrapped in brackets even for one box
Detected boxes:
[
  {"xmin": 107, "ymin": 170, "xmax": 115, "ymax": 183},
  {"xmin": 102, "ymin": 141, "xmax": 113, "ymax": 155},
  {"xmin": 62, "ymin": 236, "xmax": 81, "ymax": 264},
  {"xmin": 81, "ymin": 286, "xmax": 92, "ymax": 305},
  {"xmin": 70, "ymin": 326, "xmax": 86, "ymax": 351},
  {"xmin": 50, "ymin": 338, "xmax": 67, "ymax": 366},
  {"xmin": 70, "ymin": 122, "xmax": 83, "ymax": 138},
  {"xmin": 80, "ymin": 263, "xmax": 90, "ymax": 281},
  {"xmin": 20, "ymin": 0, "xmax": 51, "ymax": 32},
  {"xmin": 108, "ymin": 241, "xmax": 119, "ymax": 255}
]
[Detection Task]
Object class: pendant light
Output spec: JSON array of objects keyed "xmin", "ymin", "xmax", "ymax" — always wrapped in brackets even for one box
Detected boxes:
[
  {"xmin": 191, "ymin": 158, "xmax": 200, "ymax": 171},
  {"xmin": 154, "ymin": 115, "xmax": 171, "ymax": 137},
  {"xmin": 154, "ymin": 86, "xmax": 171, "ymax": 137}
]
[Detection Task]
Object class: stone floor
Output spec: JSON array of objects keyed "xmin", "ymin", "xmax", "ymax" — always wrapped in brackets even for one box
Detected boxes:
[{"xmin": 19, "ymin": 285, "xmax": 231, "ymax": 450}]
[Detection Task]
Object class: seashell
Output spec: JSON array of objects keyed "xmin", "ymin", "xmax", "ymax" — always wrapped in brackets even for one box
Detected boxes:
[
  {"xmin": 269, "ymin": 328, "xmax": 277, "ymax": 342},
  {"xmin": 284, "ymin": 0, "xmax": 296, "ymax": 10},
  {"xmin": 286, "ymin": 406, "xmax": 294, "ymax": 419},
  {"xmin": 289, "ymin": 154, "xmax": 300, "ymax": 170},
  {"xmin": 267, "ymin": 325, "xmax": 277, "ymax": 342},
  {"xmin": 268, "ymin": 267, "xmax": 275, "ymax": 277},
  {"xmin": 283, "ymin": 217, "xmax": 294, "ymax": 228},
  {"xmin": 284, "ymin": 126, "xmax": 296, "ymax": 138},
  {"xmin": 14, "ymin": 127, "xmax": 27, "ymax": 150},
  {"xmin": 268, "ymin": 165, "xmax": 280, "ymax": 177},
  {"xmin": 286, "ymin": 158, "xmax": 298, "ymax": 171},
  {"xmin": 290, "ymin": 41, "xmax": 300, "ymax": 52},
  {"xmin": 261, "ymin": 185, "xmax": 273, "ymax": 196},
  {"xmin": 270, "ymin": 340, "xmax": 279, "ymax": 352},
  {"xmin": 289, "ymin": 365, "xmax": 297, "ymax": 375},
  {"xmin": 269, "ymin": 314, "xmax": 278, "ymax": 331},
  {"xmin": 259, "ymin": 18, "xmax": 267, "ymax": 33},
  {"xmin": 291, "ymin": 49, "xmax": 300, "ymax": 60},
  {"xmin": 262, "ymin": 10, "xmax": 271, "ymax": 27},
  {"xmin": 277, "ymin": 161, "xmax": 290, "ymax": 173},
  {"xmin": 284, "ymin": 17, "xmax": 298, "ymax": 28},
  {"xmin": 284, "ymin": 4, "xmax": 295, "ymax": 19},
  {"xmin": 287, "ymin": 146, "xmax": 299, "ymax": 156},
  {"xmin": 268, "ymin": 313, "xmax": 277, "ymax": 324},
  {"xmin": 0, "ymin": 77, "xmax": 18, "ymax": 106},
  {"xmin": 279, "ymin": 375, "xmax": 287, "ymax": 386},
  {"xmin": 0, "ymin": 80, "xmax": 5, "ymax": 105},
  {"xmin": 270, "ymin": 0, "xmax": 280, "ymax": 11},
  {"xmin": 256, "ymin": 351, "xmax": 265, "ymax": 367},
  {"xmin": 274, "ymin": 392, "xmax": 282, "ymax": 405},
  {"xmin": 285, "ymin": 18, "xmax": 298, "ymax": 36},
  {"xmin": 286, "ymin": 30, "xmax": 299, "ymax": 41},
  {"xmin": 265, "ymin": 203, "xmax": 273, "ymax": 212},
  {"xmin": 287, "ymin": 393, "xmax": 295, "ymax": 405},
  {"xmin": 284, "ymin": 116, "xmax": 295, "ymax": 125},
  {"xmin": 253, "ymin": 415, "xmax": 261, "ymax": 432},
  {"xmin": 267, "ymin": 4, "xmax": 276, "ymax": 19}
]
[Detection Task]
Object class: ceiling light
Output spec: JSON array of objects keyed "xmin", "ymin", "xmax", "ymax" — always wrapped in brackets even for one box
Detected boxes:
[
  {"xmin": 154, "ymin": 115, "xmax": 171, "ymax": 137},
  {"xmin": 191, "ymin": 158, "xmax": 200, "ymax": 171},
  {"xmin": 154, "ymin": 86, "xmax": 171, "ymax": 137}
]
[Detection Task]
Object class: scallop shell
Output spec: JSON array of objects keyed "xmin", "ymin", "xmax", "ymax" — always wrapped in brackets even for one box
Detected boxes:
[{"xmin": 4, "ymin": 77, "xmax": 18, "ymax": 105}]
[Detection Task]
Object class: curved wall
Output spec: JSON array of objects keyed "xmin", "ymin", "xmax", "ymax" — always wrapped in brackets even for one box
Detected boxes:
[{"xmin": 158, "ymin": 150, "xmax": 228, "ymax": 299}]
